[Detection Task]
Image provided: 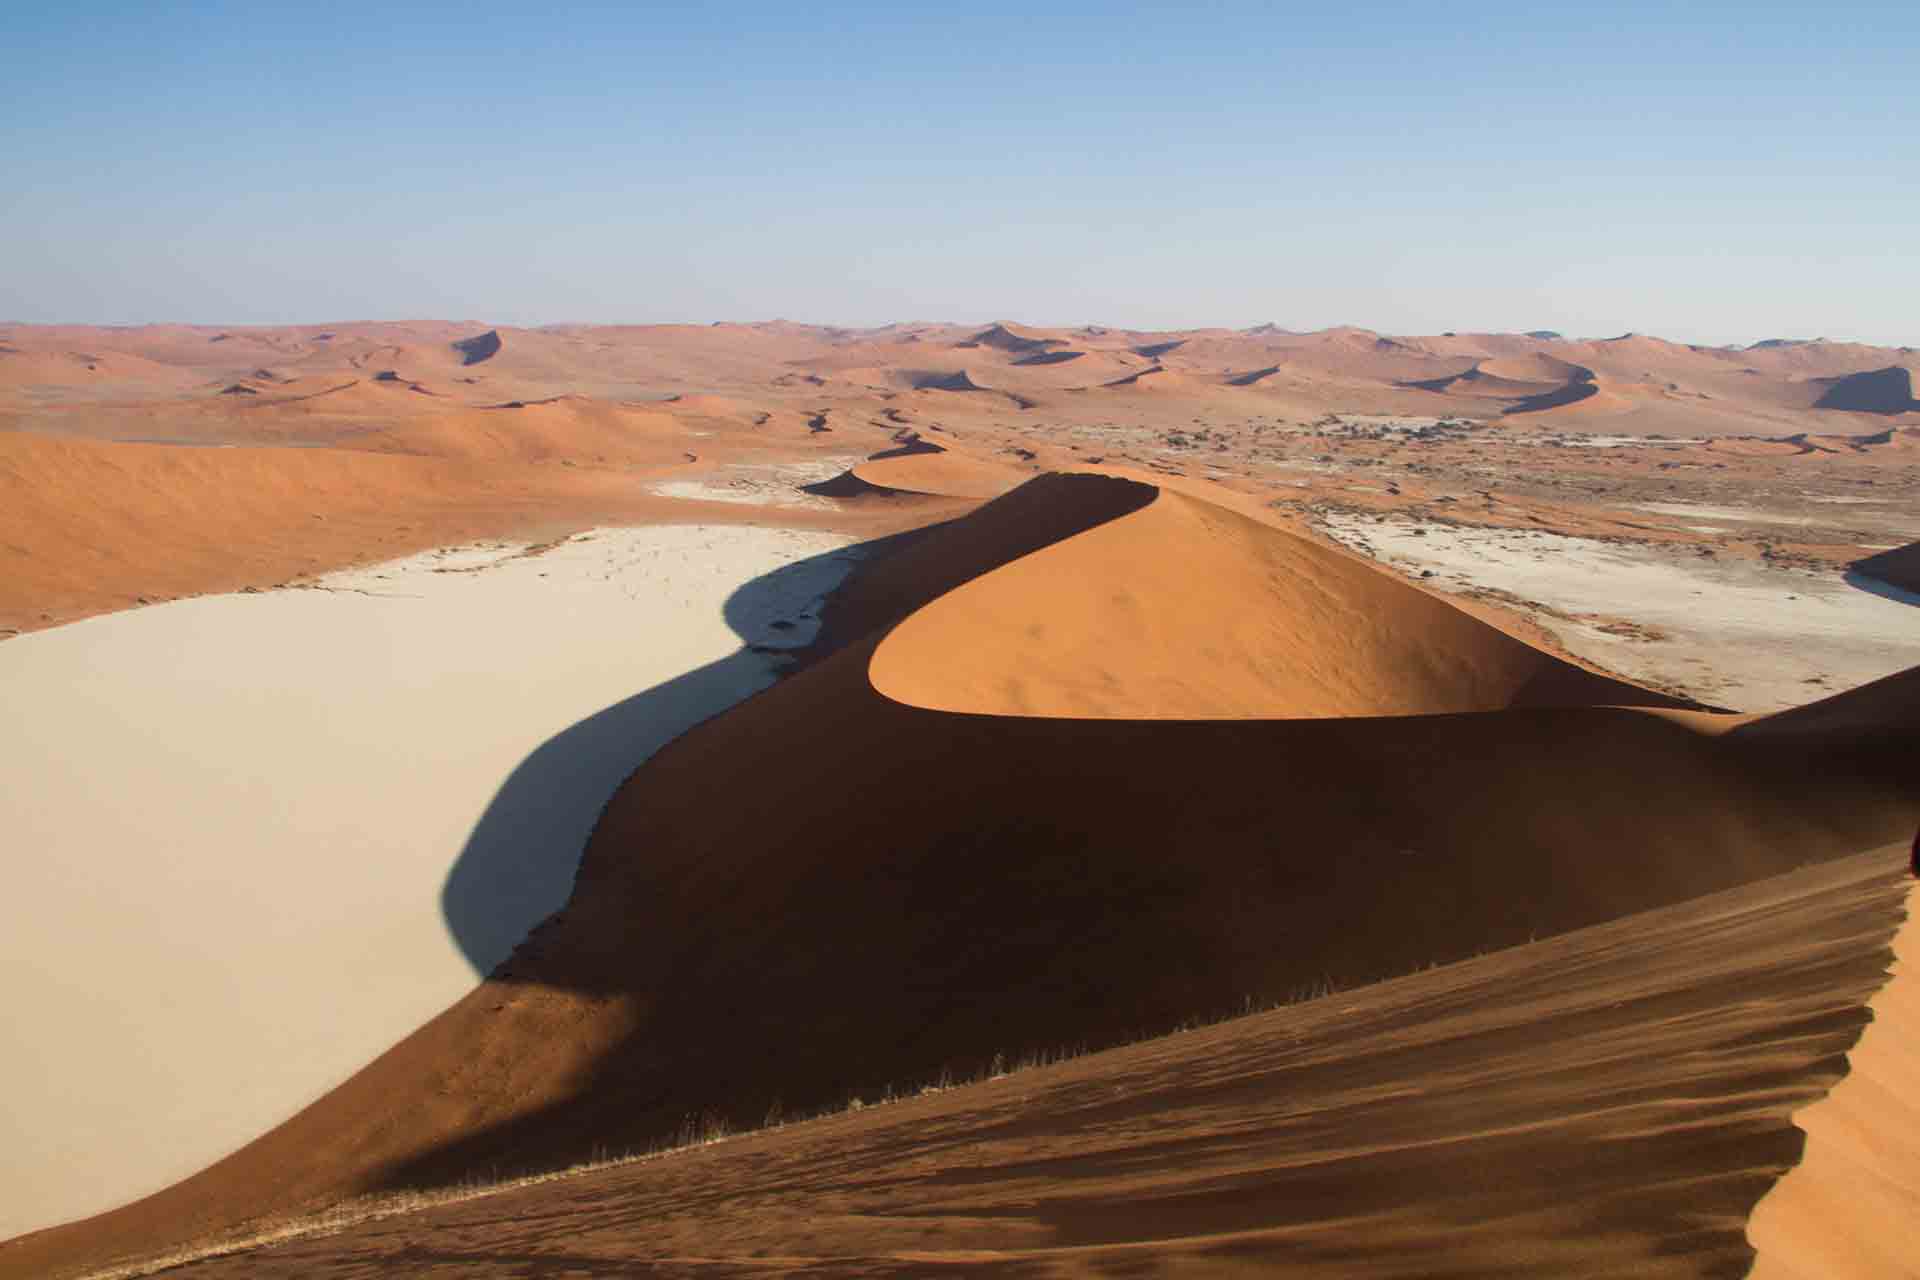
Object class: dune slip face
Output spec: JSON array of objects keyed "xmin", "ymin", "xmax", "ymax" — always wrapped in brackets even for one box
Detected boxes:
[{"xmin": 10, "ymin": 472, "xmax": 1917, "ymax": 1280}]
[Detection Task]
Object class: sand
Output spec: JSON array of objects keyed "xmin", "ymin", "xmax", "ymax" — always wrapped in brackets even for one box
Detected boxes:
[
  {"xmin": 0, "ymin": 525, "xmax": 857, "ymax": 1241},
  {"xmin": 15, "ymin": 473, "xmax": 1912, "ymax": 1280},
  {"xmin": 137, "ymin": 847, "xmax": 1920, "ymax": 1279},
  {"xmin": 1317, "ymin": 513, "xmax": 1920, "ymax": 711},
  {"xmin": 870, "ymin": 479, "xmax": 1680, "ymax": 718},
  {"xmin": 7, "ymin": 318, "xmax": 1920, "ymax": 1277},
  {"xmin": 1747, "ymin": 880, "xmax": 1920, "ymax": 1278}
]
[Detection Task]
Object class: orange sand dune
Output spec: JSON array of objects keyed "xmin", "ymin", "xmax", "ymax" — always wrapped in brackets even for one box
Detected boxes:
[
  {"xmin": 125, "ymin": 846, "xmax": 1919, "ymax": 1280},
  {"xmin": 1094, "ymin": 364, "xmax": 1198, "ymax": 392},
  {"xmin": 0, "ymin": 322, "xmax": 497, "ymax": 386},
  {"xmin": 0, "ymin": 426, "xmax": 904, "ymax": 634},
  {"xmin": 12, "ymin": 371, "xmax": 479, "ymax": 449},
  {"xmin": 902, "ymin": 367, "xmax": 1038, "ymax": 409},
  {"xmin": 871, "ymin": 480, "xmax": 1672, "ymax": 718},
  {"xmin": 1476, "ymin": 353, "xmax": 1593, "ymax": 383},
  {"xmin": 847, "ymin": 446, "xmax": 1029, "ymax": 499},
  {"xmin": 906, "ymin": 367, "xmax": 998, "ymax": 394},
  {"xmin": 12, "ymin": 471, "xmax": 1913, "ymax": 1280},
  {"xmin": 0, "ymin": 343, "xmax": 204, "ymax": 398},
  {"xmin": 13, "ymin": 320, "xmax": 1919, "ymax": 438},
  {"xmin": 1403, "ymin": 355, "xmax": 1618, "ymax": 418},
  {"xmin": 1568, "ymin": 332, "xmax": 1699, "ymax": 365},
  {"xmin": 956, "ymin": 321, "xmax": 1073, "ymax": 353},
  {"xmin": 347, "ymin": 397, "xmax": 718, "ymax": 465},
  {"xmin": 1740, "ymin": 338, "xmax": 1917, "ymax": 377},
  {"xmin": 1505, "ymin": 380, "xmax": 1627, "ymax": 417},
  {"xmin": 1403, "ymin": 331, "xmax": 1573, "ymax": 359},
  {"xmin": 657, "ymin": 391, "xmax": 776, "ymax": 420},
  {"xmin": 997, "ymin": 347, "xmax": 1147, "ymax": 389},
  {"xmin": 0, "ymin": 432, "xmax": 644, "ymax": 631}
]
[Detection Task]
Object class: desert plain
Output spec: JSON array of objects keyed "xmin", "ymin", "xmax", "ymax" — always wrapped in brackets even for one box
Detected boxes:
[{"xmin": 1, "ymin": 318, "xmax": 1916, "ymax": 1277}]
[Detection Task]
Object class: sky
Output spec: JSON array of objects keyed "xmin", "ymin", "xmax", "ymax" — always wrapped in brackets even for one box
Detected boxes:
[{"xmin": 3, "ymin": 1, "xmax": 1916, "ymax": 345}]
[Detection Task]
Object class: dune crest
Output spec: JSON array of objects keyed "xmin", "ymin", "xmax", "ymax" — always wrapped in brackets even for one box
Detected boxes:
[{"xmin": 870, "ymin": 476, "xmax": 1675, "ymax": 718}]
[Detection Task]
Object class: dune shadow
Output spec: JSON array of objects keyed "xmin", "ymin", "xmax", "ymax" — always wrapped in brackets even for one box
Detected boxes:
[
  {"xmin": 1844, "ymin": 569, "xmax": 1920, "ymax": 608},
  {"xmin": 439, "ymin": 538, "xmax": 883, "ymax": 976}
]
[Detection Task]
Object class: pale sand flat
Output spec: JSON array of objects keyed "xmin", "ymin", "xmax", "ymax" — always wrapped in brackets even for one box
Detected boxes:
[
  {"xmin": 0, "ymin": 525, "xmax": 856, "ymax": 1239},
  {"xmin": 1318, "ymin": 513, "xmax": 1920, "ymax": 711}
]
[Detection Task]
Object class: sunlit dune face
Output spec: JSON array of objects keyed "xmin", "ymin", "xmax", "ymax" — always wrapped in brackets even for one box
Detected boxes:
[{"xmin": 869, "ymin": 476, "xmax": 1671, "ymax": 720}]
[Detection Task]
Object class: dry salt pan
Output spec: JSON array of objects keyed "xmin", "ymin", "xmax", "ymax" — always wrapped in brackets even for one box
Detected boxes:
[
  {"xmin": 0, "ymin": 524, "xmax": 858, "ymax": 1239},
  {"xmin": 1318, "ymin": 513, "xmax": 1920, "ymax": 712}
]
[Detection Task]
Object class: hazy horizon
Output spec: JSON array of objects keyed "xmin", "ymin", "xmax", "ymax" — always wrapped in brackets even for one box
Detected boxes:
[
  {"xmin": 5, "ymin": 314, "xmax": 1913, "ymax": 353},
  {"xmin": 6, "ymin": 2, "xmax": 1916, "ymax": 347}
]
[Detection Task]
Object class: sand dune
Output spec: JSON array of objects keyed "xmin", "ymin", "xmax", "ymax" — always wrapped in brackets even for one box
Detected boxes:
[
  {"xmin": 1748, "ymin": 865, "xmax": 1918, "ymax": 1279},
  {"xmin": 347, "ymin": 397, "xmax": 698, "ymax": 465},
  {"xmin": 847, "ymin": 446, "xmax": 1030, "ymax": 499},
  {"xmin": 127, "ymin": 845, "xmax": 1920, "ymax": 1279},
  {"xmin": 0, "ymin": 344, "xmax": 204, "ymax": 399},
  {"xmin": 870, "ymin": 477, "xmax": 1676, "ymax": 717},
  {"xmin": 1813, "ymin": 365, "xmax": 1919, "ymax": 414},
  {"xmin": 12, "ymin": 319, "xmax": 1916, "ymax": 445},
  {"xmin": 11, "ymin": 471, "xmax": 1912, "ymax": 1279},
  {"xmin": 0, "ymin": 423, "xmax": 911, "ymax": 635},
  {"xmin": 1096, "ymin": 365, "xmax": 1194, "ymax": 391},
  {"xmin": 0, "ymin": 431, "xmax": 670, "ymax": 632},
  {"xmin": 910, "ymin": 367, "xmax": 995, "ymax": 393},
  {"xmin": 1010, "ymin": 348, "xmax": 1084, "ymax": 366},
  {"xmin": 1226, "ymin": 363, "xmax": 1285, "ymax": 386},
  {"xmin": 1476, "ymin": 353, "xmax": 1592, "ymax": 383},
  {"xmin": 9, "ymin": 318, "xmax": 1920, "ymax": 1276},
  {"xmin": 1401, "ymin": 355, "xmax": 1616, "ymax": 417},
  {"xmin": 957, "ymin": 321, "xmax": 1072, "ymax": 354},
  {"xmin": 1504, "ymin": 375, "xmax": 1614, "ymax": 415}
]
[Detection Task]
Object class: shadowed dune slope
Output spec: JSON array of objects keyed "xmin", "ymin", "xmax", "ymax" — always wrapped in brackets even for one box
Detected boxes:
[
  {"xmin": 451, "ymin": 329, "xmax": 502, "ymax": 366},
  {"xmin": 8, "ymin": 477, "xmax": 1917, "ymax": 1279},
  {"xmin": 141, "ymin": 848, "xmax": 1919, "ymax": 1280},
  {"xmin": 1728, "ymin": 663, "xmax": 1920, "ymax": 750},
  {"xmin": 1813, "ymin": 366, "xmax": 1918, "ymax": 414},
  {"xmin": 1852, "ymin": 540, "xmax": 1920, "ymax": 595}
]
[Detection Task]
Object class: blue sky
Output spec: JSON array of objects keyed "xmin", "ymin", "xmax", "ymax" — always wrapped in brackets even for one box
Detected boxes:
[{"xmin": 3, "ymin": 2, "xmax": 1915, "ymax": 344}]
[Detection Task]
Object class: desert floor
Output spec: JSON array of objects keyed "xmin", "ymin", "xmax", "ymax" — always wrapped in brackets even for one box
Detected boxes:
[
  {"xmin": 1317, "ymin": 512, "xmax": 1920, "ymax": 710},
  {"xmin": 0, "ymin": 525, "xmax": 856, "ymax": 1239}
]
